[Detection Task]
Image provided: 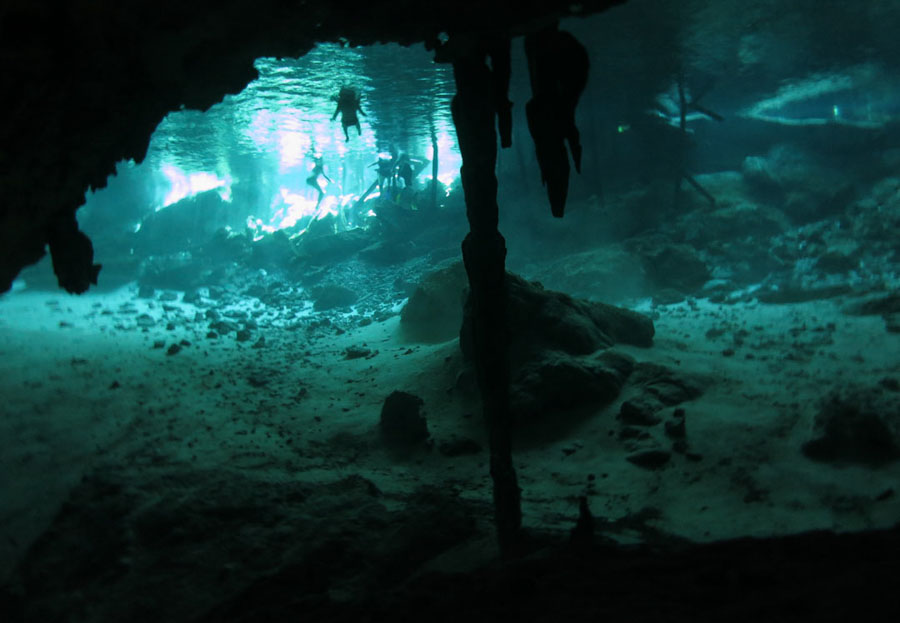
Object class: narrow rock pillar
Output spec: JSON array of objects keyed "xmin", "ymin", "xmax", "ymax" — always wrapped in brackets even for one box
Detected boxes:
[{"xmin": 451, "ymin": 48, "xmax": 521, "ymax": 556}]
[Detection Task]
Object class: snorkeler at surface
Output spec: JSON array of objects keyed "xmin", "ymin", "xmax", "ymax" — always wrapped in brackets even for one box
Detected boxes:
[
  {"xmin": 306, "ymin": 154, "xmax": 332, "ymax": 208},
  {"xmin": 331, "ymin": 87, "xmax": 365, "ymax": 141}
]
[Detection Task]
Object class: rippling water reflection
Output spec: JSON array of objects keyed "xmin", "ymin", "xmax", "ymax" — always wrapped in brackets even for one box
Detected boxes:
[{"xmin": 138, "ymin": 43, "xmax": 460, "ymax": 230}]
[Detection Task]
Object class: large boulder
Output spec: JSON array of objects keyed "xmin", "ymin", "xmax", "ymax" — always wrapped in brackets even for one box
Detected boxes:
[
  {"xmin": 460, "ymin": 271, "xmax": 654, "ymax": 367},
  {"xmin": 640, "ymin": 243, "xmax": 712, "ymax": 294},
  {"xmin": 400, "ymin": 261, "xmax": 468, "ymax": 342},
  {"xmin": 295, "ymin": 226, "xmax": 374, "ymax": 265},
  {"xmin": 741, "ymin": 143, "xmax": 855, "ymax": 224},
  {"xmin": 511, "ymin": 350, "xmax": 635, "ymax": 420}
]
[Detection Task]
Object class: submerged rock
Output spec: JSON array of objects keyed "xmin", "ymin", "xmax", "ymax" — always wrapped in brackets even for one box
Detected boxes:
[
  {"xmin": 511, "ymin": 350, "xmax": 635, "ymax": 419},
  {"xmin": 626, "ymin": 448, "xmax": 671, "ymax": 469},
  {"xmin": 619, "ymin": 398, "xmax": 661, "ymax": 426},
  {"xmin": 379, "ymin": 391, "xmax": 429, "ymax": 450},
  {"xmin": 461, "ymin": 271, "xmax": 655, "ymax": 368},
  {"xmin": 842, "ymin": 292, "xmax": 900, "ymax": 316},
  {"xmin": 311, "ymin": 284, "xmax": 358, "ymax": 310},
  {"xmin": 400, "ymin": 261, "xmax": 468, "ymax": 343},
  {"xmin": 296, "ymin": 228, "xmax": 373, "ymax": 265},
  {"xmin": 520, "ymin": 245, "xmax": 648, "ymax": 302},
  {"xmin": 802, "ymin": 387, "xmax": 900, "ymax": 467},
  {"xmin": 631, "ymin": 362, "xmax": 706, "ymax": 406},
  {"xmin": 640, "ymin": 243, "xmax": 711, "ymax": 294}
]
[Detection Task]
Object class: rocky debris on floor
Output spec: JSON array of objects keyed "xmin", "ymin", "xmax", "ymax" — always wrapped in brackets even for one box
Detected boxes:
[
  {"xmin": 631, "ymin": 363, "xmax": 706, "ymax": 408},
  {"xmin": 614, "ymin": 366, "xmax": 703, "ymax": 464},
  {"xmin": 802, "ymin": 386, "xmax": 900, "ymax": 467},
  {"xmin": 379, "ymin": 391, "xmax": 429, "ymax": 451},
  {"xmin": 136, "ymin": 313, "xmax": 155, "ymax": 328},
  {"xmin": 2, "ymin": 467, "xmax": 481, "ymax": 623}
]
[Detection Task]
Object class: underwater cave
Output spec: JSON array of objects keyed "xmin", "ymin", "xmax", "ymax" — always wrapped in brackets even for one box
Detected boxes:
[{"xmin": 2, "ymin": 0, "xmax": 900, "ymax": 621}]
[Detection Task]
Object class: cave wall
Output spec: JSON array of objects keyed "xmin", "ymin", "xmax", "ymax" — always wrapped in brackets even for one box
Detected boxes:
[{"xmin": 0, "ymin": 0, "xmax": 624, "ymax": 293}]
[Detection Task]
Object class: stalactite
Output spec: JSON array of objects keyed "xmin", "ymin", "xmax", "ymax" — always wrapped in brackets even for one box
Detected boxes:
[{"xmin": 448, "ymin": 40, "xmax": 521, "ymax": 556}]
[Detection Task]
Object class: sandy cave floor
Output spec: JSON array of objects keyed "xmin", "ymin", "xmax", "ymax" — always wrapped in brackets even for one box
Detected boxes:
[{"xmin": 1, "ymin": 282, "xmax": 899, "ymax": 585}]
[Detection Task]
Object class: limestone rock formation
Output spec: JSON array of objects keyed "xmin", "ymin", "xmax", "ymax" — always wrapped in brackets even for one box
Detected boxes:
[
  {"xmin": 400, "ymin": 261, "xmax": 468, "ymax": 343},
  {"xmin": 461, "ymin": 271, "xmax": 655, "ymax": 368}
]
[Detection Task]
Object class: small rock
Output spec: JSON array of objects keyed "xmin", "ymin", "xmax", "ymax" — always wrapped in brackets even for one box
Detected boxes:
[
  {"xmin": 247, "ymin": 375, "xmax": 269, "ymax": 388},
  {"xmin": 166, "ymin": 344, "xmax": 181, "ymax": 356},
  {"xmin": 438, "ymin": 437, "xmax": 482, "ymax": 457},
  {"xmin": 137, "ymin": 284, "xmax": 155, "ymax": 299},
  {"xmin": 152, "ymin": 340, "xmax": 166, "ymax": 349},
  {"xmin": 212, "ymin": 320, "xmax": 238, "ymax": 334},
  {"xmin": 618, "ymin": 426, "xmax": 650, "ymax": 440},
  {"xmin": 206, "ymin": 331, "xmax": 218, "ymax": 339},
  {"xmin": 619, "ymin": 399, "xmax": 661, "ymax": 426},
  {"xmin": 344, "ymin": 345, "xmax": 372, "ymax": 360},
  {"xmin": 885, "ymin": 314, "xmax": 900, "ymax": 334},
  {"xmin": 380, "ymin": 391, "xmax": 428, "ymax": 449},
  {"xmin": 665, "ymin": 410, "xmax": 687, "ymax": 439},
  {"xmin": 136, "ymin": 314, "xmax": 155, "ymax": 328},
  {"xmin": 235, "ymin": 329, "xmax": 252, "ymax": 342},
  {"xmin": 109, "ymin": 380, "xmax": 120, "ymax": 390},
  {"xmin": 252, "ymin": 337, "xmax": 266, "ymax": 349},
  {"xmin": 311, "ymin": 284, "xmax": 358, "ymax": 311},
  {"xmin": 626, "ymin": 449, "xmax": 671, "ymax": 469}
]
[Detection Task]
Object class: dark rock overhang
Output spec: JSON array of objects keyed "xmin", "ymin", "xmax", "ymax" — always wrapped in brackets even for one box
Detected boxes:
[{"xmin": 0, "ymin": 0, "xmax": 625, "ymax": 293}]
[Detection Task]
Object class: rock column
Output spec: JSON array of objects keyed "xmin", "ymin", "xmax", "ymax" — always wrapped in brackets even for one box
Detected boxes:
[{"xmin": 451, "ymin": 45, "xmax": 521, "ymax": 556}]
